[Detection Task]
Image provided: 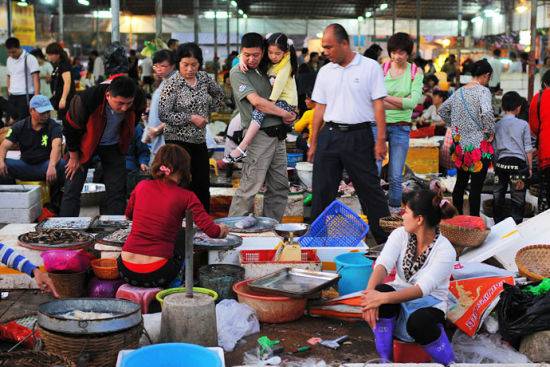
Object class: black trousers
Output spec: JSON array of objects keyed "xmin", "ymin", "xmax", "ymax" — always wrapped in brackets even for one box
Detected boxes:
[
  {"xmin": 311, "ymin": 125, "xmax": 390, "ymax": 243},
  {"xmin": 7, "ymin": 94, "xmax": 32, "ymax": 122},
  {"xmin": 376, "ymin": 284, "xmax": 446, "ymax": 345},
  {"xmin": 166, "ymin": 140, "xmax": 211, "ymax": 213},
  {"xmin": 493, "ymin": 157, "xmax": 528, "ymax": 224},
  {"xmin": 539, "ymin": 167, "xmax": 550, "ymax": 213},
  {"xmin": 59, "ymin": 145, "xmax": 127, "ymax": 217},
  {"xmin": 452, "ymin": 160, "xmax": 490, "ymax": 216}
]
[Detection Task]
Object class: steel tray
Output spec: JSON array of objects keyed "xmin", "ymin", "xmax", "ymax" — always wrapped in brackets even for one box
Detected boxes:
[
  {"xmin": 36, "ymin": 217, "xmax": 95, "ymax": 231},
  {"xmin": 193, "ymin": 232, "xmax": 243, "ymax": 251},
  {"xmin": 248, "ymin": 268, "xmax": 340, "ymax": 298},
  {"xmin": 214, "ymin": 216, "xmax": 278, "ymax": 233}
]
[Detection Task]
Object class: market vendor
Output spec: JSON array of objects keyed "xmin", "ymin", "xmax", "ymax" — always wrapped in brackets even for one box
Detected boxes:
[
  {"xmin": 119, "ymin": 144, "xmax": 229, "ymax": 288},
  {"xmin": 361, "ymin": 189, "xmax": 457, "ymax": 365},
  {"xmin": 0, "ymin": 243, "xmax": 59, "ymax": 297},
  {"xmin": 0, "ymin": 95, "xmax": 65, "ymax": 210}
]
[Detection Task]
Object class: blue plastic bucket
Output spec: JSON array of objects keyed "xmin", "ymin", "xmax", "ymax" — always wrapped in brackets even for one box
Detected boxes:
[
  {"xmin": 287, "ymin": 153, "xmax": 303, "ymax": 168},
  {"xmin": 334, "ymin": 252, "xmax": 373, "ymax": 295},
  {"xmin": 121, "ymin": 343, "xmax": 222, "ymax": 367}
]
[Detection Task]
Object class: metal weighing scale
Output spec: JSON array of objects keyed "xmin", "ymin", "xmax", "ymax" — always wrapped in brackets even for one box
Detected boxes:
[{"xmin": 273, "ymin": 223, "xmax": 309, "ymax": 262}]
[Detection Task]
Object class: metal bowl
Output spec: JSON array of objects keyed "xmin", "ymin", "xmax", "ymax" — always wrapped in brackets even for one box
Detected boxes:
[
  {"xmin": 274, "ymin": 223, "xmax": 309, "ymax": 239},
  {"xmin": 38, "ymin": 298, "xmax": 142, "ymax": 335}
]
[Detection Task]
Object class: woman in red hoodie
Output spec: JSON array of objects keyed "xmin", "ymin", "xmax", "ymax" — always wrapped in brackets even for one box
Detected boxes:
[
  {"xmin": 529, "ymin": 70, "xmax": 550, "ymax": 212},
  {"xmin": 118, "ymin": 144, "xmax": 228, "ymax": 287}
]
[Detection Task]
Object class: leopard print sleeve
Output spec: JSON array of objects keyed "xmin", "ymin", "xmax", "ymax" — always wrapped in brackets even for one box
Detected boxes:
[
  {"xmin": 158, "ymin": 74, "xmax": 192, "ymax": 127},
  {"xmin": 202, "ymin": 72, "xmax": 225, "ymax": 113}
]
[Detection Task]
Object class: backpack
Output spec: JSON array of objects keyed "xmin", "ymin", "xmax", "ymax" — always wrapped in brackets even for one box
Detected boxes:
[{"xmin": 383, "ymin": 61, "xmax": 418, "ymax": 80}]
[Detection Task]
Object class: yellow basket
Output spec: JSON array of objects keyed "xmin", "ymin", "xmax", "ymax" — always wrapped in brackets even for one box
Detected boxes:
[
  {"xmin": 16, "ymin": 180, "xmax": 50, "ymax": 205},
  {"xmin": 406, "ymin": 146, "xmax": 439, "ymax": 174}
]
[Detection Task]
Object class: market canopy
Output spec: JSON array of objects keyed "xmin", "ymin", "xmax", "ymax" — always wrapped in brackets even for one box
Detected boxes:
[{"xmin": 59, "ymin": 0, "xmax": 489, "ymax": 20}]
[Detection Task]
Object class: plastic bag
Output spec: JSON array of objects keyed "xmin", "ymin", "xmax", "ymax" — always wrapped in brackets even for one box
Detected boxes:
[
  {"xmin": 498, "ymin": 283, "xmax": 550, "ymax": 343},
  {"xmin": 0, "ymin": 317, "xmax": 40, "ymax": 349},
  {"xmin": 451, "ymin": 261, "xmax": 514, "ymax": 280},
  {"xmin": 139, "ymin": 313, "xmax": 162, "ymax": 346},
  {"xmin": 452, "ymin": 330, "xmax": 530, "ymax": 364},
  {"xmin": 88, "ymin": 277, "xmax": 125, "ymax": 298},
  {"xmin": 216, "ymin": 299, "xmax": 260, "ymax": 352},
  {"xmin": 41, "ymin": 249, "xmax": 93, "ymax": 273}
]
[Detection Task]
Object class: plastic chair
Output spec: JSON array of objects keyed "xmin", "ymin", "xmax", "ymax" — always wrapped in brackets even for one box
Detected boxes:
[
  {"xmin": 115, "ymin": 284, "xmax": 162, "ymax": 314},
  {"xmin": 209, "ymin": 158, "xmax": 218, "ymax": 176}
]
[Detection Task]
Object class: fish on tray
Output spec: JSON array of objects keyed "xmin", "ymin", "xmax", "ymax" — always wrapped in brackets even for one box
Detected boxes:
[
  {"xmin": 194, "ymin": 233, "xmax": 228, "ymax": 245},
  {"xmin": 234, "ymin": 215, "xmax": 257, "ymax": 229}
]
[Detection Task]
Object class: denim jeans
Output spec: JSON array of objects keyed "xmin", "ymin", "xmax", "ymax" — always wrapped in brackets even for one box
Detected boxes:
[
  {"xmin": 371, "ymin": 124, "xmax": 410, "ymax": 208},
  {"xmin": 4, "ymin": 158, "xmax": 66, "ymax": 209}
]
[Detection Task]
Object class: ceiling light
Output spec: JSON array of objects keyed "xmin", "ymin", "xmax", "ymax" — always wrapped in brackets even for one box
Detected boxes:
[
  {"xmin": 230, "ymin": 1, "xmax": 237, "ymax": 7},
  {"xmin": 78, "ymin": 0, "xmax": 90, "ymax": 5},
  {"xmin": 243, "ymin": 13, "xmax": 248, "ymax": 19},
  {"xmin": 41, "ymin": 0, "xmax": 54, "ymax": 4},
  {"xmin": 365, "ymin": 11, "xmax": 372, "ymax": 17},
  {"xmin": 238, "ymin": 9, "xmax": 244, "ymax": 15},
  {"xmin": 515, "ymin": 4, "xmax": 528, "ymax": 13},
  {"xmin": 471, "ymin": 16, "xmax": 483, "ymax": 24},
  {"xmin": 204, "ymin": 10, "xmax": 230, "ymax": 19},
  {"xmin": 93, "ymin": 10, "xmax": 112, "ymax": 18},
  {"xmin": 380, "ymin": 3, "xmax": 388, "ymax": 10},
  {"xmin": 358, "ymin": 16, "xmax": 364, "ymax": 21},
  {"xmin": 16, "ymin": 0, "xmax": 28, "ymax": 6},
  {"xmin": 483, "ymin": 9, "xmax": 499, "ymax": 17}
]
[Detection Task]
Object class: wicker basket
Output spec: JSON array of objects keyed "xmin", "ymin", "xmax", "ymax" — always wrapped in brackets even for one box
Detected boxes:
[
  {"xmin": 515, "ymin": 244, "xmax": 550, "ymax": 281},
  {"xmin": 440, "ymin": 222, "xmax": 490, "ymax": 256},
  {"xmin": 39, "ymin": 322, "xmax": 142, "ymax": 367},
  {"xmin": 0, "ymin": 351, "xmax": 75, "ymax": 367},
  {"xmin": 48, "ymin": 271, "xmax": 87, "ymax": 298},
  {"xmin": 91, "ymin": 258, "xmax": 120, "ymax": 280},
  {"xmin": 379, "ymin": 215, "xmax": 404, "ymax": 234}
]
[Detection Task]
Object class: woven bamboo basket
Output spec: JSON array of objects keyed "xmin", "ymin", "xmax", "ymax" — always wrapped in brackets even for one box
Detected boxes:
[
  {"xmin": 39, "ymin": 322, "xmax": 142, "ymax": 367},
  {"xmin": 515, "ymin": 244, "xmax": 550, "ymax": 281},
  {"xmin": 0, "ymin": 351, "xmax": 75, "ymax": 367},
  {"xmin": 379, "ymin": 215, "xmax": 404, "ymax": 234},
  {"xmin": 440, "ymin": 222, "xmax": 490, "ymax": 256}
]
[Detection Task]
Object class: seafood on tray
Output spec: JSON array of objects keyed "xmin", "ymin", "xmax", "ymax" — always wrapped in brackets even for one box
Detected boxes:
[
  {"xmin": 102, "ymin": 228, "xmax": 132, "ymax": 243},
  {"xmin": 20, "ymin": 229, "xmax": 91, "ymax": 244},
  {"xmin": 234, "ymin": 215, "xmax": 257, "ymax": 229}
]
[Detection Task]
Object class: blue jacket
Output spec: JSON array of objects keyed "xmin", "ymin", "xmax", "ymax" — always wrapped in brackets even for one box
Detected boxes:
[{"xmin": 126, "ymin": 123, "xmax": 150, "ymax": 171}]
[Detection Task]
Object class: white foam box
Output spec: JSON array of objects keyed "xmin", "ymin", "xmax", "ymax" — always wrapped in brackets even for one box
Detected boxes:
[
  {"xmin": 0, "ymin": 185, "xmax": 41, "ymax": 209},
  {"xmin": 0, "ymin": 202, "xmax": 41, "ymax": 223},
  {"xmin": 208, "ymin": 235, "xmax": 368, "ymax": 272},
  {"xmin": 0, "ymin": 224, "xmax": 43, "ymax": 289}
]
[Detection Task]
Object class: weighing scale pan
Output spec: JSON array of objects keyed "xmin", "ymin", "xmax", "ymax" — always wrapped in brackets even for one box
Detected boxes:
[
  {"xmin": 274, "ymin": 223, "xmax": 309, "ymax": 239},
  {"xmin": 249, "ymin": 268, "xmax": 340, "ymax": 298}
]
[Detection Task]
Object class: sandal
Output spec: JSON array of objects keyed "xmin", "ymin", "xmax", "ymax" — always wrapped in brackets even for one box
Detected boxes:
[{"xmin": 223, "ymin": 146, "xmax": 247, "ymax": 164}]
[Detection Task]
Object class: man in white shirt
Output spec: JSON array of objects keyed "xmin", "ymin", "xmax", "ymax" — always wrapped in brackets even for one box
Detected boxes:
[
  {"xmin": 308, "ymin": 24, "xmax": 390, "ymax": 244},
  {"xmin": 139, "ymin": 56, "xmax": 154, "ymax": 93},
  {"xmin": 90, "ymin": 50, "xmax": 105, "ymax": 84},
  {"xmin": 488, "ymin": 49, "xmax": 503, "ymax": 94},
  {"xmin": 5, "ymin": 37, "xmax": 40, "ymax": 122}
]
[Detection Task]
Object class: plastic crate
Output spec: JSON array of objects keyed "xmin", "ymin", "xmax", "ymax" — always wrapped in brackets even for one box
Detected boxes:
[
  {"xmin": 287, "ymin": 153, "xmax": 304, "ymax": 168},
  {"xmin": 239, "ymin": 249, "xmax": 321, "ymax": 279},
  {"xmin": 299, "ymin": 200, "xmax": 369, "ymax": 248}
]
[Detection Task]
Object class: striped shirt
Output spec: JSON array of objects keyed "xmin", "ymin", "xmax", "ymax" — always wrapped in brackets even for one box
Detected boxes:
[{"xmin": 0, "ymin": 243, "xmax": 36, "ymax": 277}]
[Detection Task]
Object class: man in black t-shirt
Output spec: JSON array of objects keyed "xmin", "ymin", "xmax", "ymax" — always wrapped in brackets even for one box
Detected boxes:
[{"xmin": 0, "ymin": 95, "xmax": 65, "ymax": 208}]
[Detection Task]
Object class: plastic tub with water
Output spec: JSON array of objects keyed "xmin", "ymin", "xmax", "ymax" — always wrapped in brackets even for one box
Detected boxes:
[{"xmin": 121, "ymin": 343, "xmax": 222, "ymax": 367}]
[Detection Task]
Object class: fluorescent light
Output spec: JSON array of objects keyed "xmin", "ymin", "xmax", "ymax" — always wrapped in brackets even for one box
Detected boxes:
[
  {"xmin": 41, "ymin": 0, "xmax": 54, "ymax": 4},
  {"xmin": 204, "ymin": 11, "xmax": 230, "ymax": 19},
  {"xmin": 238, "ymin": 9, "xmax": 244, "ymax": 15},
  {"xmin": 93, "ymin": 10, "xmax": 112, "ymax": 18},
  {"xmin": 483, "ymin": 9, "xmax": 499, "ymax": 17},
  {"xmin": 516, "ymin": 4, "xmax": 528, "ymax": 13},
  {"xmin": 243, "ymin": 13, "xmax": 248, "ymax": 19},
  {"xmin": 16, "ymin": 0, "xmax": 28, "ymax": 6},
  {"xmin": 365, "ymin": 11, "xmax": 372, "ymax": 17},
  {"xmin": 471, "ymin": 16, "xmax": 483, "ymax": 24},
  {"xmin": 358, "ymin": 16, "xmax": 364, "ymax": 21},
  {"xmin": 380, "ymin": 3, "xmax": 388, "ymax": 10},
  {"xmin": 78, "ymin": 0, "xmax": 90, "ymax": 5},
  {"xmin": 230, "ymin": 1, "xmax": 237, "ymax": 7}
]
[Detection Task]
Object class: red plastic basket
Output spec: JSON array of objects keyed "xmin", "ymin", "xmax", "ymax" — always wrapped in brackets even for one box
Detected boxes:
[
  {"xmin": 410, "ymin": 125, "xmax": 435, "ymax": 139},
  {"xmin": 240, "ymin": 249, "xmax": 319, "ymax": 263},
  {"xmin": 393, "ymin": 339, "xmax": 431, "ymax": 363}
]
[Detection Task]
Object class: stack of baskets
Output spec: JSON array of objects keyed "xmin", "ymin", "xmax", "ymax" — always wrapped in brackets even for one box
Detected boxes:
[
  {"xmin": 515, "ymin": 244, "xmax": 550, "ymax": 281},
  {"xmin": 379, "ymin": 215, "xmax": 404, "ymax": 234},
  {"xmin": 440, "ymin": 216, "xmax": 490, "ymax": 256}
]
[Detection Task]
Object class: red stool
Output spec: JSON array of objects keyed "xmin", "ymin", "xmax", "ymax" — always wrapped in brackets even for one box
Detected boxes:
[
  {"xmin": 115, "ymin": 284, "xmax": 162, "ymax": 314},
  {"xmin": 393, "ymin": 339, "xmax": 431, "ymax": 363}
]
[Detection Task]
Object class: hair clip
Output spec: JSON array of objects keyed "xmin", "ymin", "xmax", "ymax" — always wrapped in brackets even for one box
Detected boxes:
[
  {"xmin": 439, "ymin": 199, "xmax": 449, "ymax": 208},
  {"xmin": 159, "ymin": 165, "xmax": 171, "ymax": 176}
]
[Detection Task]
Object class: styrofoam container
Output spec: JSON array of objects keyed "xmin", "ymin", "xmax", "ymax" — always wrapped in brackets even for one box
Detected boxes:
[
  {"xmin": 0, "ymin": 185, "xmax": 41, "ymax": 209},
  {"xmin": 208, "ymin": 235, "xmax": 368, "ymax": 272},
  {"xmin": 295, "ymin": 161, "xmax": 312, "ymax": 190},
  {"xmin": 0, "ymin": 202, "xmax": 41, "ymax": 223}
]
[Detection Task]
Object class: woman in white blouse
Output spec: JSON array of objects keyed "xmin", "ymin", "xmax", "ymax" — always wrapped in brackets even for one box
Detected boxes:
[{"xmin": 361, "ymin": 189, "xmax": 457, "ymax": 365}]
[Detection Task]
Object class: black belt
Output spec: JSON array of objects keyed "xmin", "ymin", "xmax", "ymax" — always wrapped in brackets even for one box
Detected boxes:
[{"xmin": 326, "ymin": 121, "xmax": 371, "ymax": 132}]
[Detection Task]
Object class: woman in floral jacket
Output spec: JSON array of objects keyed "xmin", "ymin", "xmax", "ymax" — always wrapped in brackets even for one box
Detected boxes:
[{"xmin": 438, "ymin": 59, "xmax": 495, "ymax": 216}]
